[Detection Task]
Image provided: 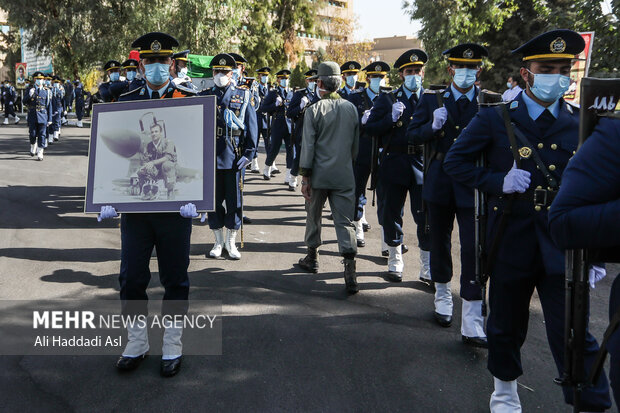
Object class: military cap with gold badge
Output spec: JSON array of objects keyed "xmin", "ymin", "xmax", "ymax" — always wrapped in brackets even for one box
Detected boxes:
[
  {"xmin": 256, "ymin": 67, "xmax": 271, "ymax": 75},
  {"xmin": 275, "ymin": 69, "xmax": 292, "ymax": 78},
  {"xmin": 340, "ymin": 61, "xmax": 361, "ymax": 74},
  {"xmin": 172, "ymin": 50, "xmax": 190, "ymax": 62},
  {"xmin": 361, "ymin": 61, "xmax": 390, "ymax": 75},
  {"xmin": 210, "ymin": 53, "xmax": 236, "ymax": 70},
  {"xmin": 228, "ymin": 52, "xmax": 248, "ymax": 66},
  {"xmin": 121, "ymin": 59, "xmax": 139, "ymax": 70},
  {"xmin": 511, "ymin": 29, "xmax": 584, "ymax": 62},
  {"xmin": 131, "ymin": 32, "xmax": 179, "ymax": 58},
  {"xmin": 394, "ymin": 49, "xmax": 428, "ymax": 71},
  {"xmin": 103, "ymin": 60, "xmax": 122, "ymax": 72},
  {"xmin": 442, "ymin": 43, "xmax": 488, "ymax": 64}
]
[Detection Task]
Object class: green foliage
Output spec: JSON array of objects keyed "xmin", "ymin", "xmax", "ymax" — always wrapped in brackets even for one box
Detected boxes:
[{"xmin": 290, "ymin": 59, "xmax": 309, "ymax": 90}]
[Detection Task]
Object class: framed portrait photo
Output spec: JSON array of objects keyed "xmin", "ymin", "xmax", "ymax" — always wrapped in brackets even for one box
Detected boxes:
[{"xmin": 84, "ymin": 96, "xmax": 216, "ymax": 213}]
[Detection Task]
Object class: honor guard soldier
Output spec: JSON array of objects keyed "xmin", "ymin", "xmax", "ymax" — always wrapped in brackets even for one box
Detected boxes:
[
  {"xmin": 23, "ymin": 71, "xmax": 52, "ymax": 160},
  {"xmin": 73, "ymin": 79, "xmax": 85, "ymax": 128},
  {"xmin": 199, "ymin": 53, "xmax": 258, "ymax": 260},
  {"xmin": 338, "ymin": 61, "xmax": 363, "ymax": 98},
  {"xmin": 260, "ymin": 69, "xmax": 293, "ymax": 180},
  {"xmin": 443, "ymin": 30, "xmax": 612, "ymax": 411},
  {"xmin": 287, "ymin": 69, "xmax": 320, "ymax": 191},
  {"xmin": 49, "ymin": 75, "xmax": 65, "ymax": 143},
  {"xmin": 121, "ymin": 58, "xmax": 142, "ymax": 93},
  {"xmin": 550, "ymin": 116, "xmax": 620, "ymax": 408},
  {"xmin": 364, "ymin": 49, "xmax": 431, "ymax": 284},
  {"xmin": 63, "ymin": 78, "xmax": 74, "ymax": 113},
  {"xmin": 252, "ymin": 66, "xmax": 272, "ymax": 172},
  {"xmin": 2, "ymin": 79, "xmax": 19, "ymax": 124},
  {"xmin": 99, "ymin": 32, "xmax": 199, "ymax": 378},
  {"xmin": 171, "ymin": 50, "xmax": 196, "ymax": 90},
  {"xmin": 99, "ymin": 60, "xmax": 124, "ymax": 102},
  {"xmin": 348, "ymin": 61, "xmax": 390, "ymax": 248},
  {"xmin": 407, "ymin": 43, "xmax": 487, "ymax": 344}
]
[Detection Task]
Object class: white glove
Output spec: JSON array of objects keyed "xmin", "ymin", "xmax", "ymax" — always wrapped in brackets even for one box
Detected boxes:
[
  {"xmin": 361, "ymin": 110, "xmax": 371, "ymax": 125},
  {"xmin": 300, "ymin": 96, "xmax": 309, "ymax": 110},
  {"xmin": 97, "ymin": 205, "xmax": 118, "ymax": 222},
  {"xmin": 276, "ymin": 96, "xmax": 283, "ymax": 106},
  {"xmin": 502, "ymin": 161, "xmax": 531, "ymax": 194},
  {"xmin": 29, "ymin": 88, "xmax": 35, "ymax": 97},
  {"xmin": 179, "ymin": 203, "xmax": 199, "ymax": 218},
  {"xmin": 392, "ymin": 101, "xmax": 405, "ymax": 122},
  {"xmin": 431, "ymin": 107, "xmax": 448, "ymax": 131},
  {"xmin": 200, "ymin": 212, "xmax": 207, "ymax": 223},
  {"xmin": 47, "ymin": 122, "xmax": 52, "ymax": 126},
  {"xmin": 589, "ymin": 265, "xmax": 606, "ymax": 289},
  {"xmin": 237, "ymin": 156, "xmax": 251, "ymax": 170}
]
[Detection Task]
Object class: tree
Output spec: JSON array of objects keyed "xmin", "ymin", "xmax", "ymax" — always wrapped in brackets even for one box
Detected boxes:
[
  {"xmin": 323, "ymin": 17, "xmax": 374, "ymax": 65},
  {"xmin": 290, "ymin": 59, "xmax": 309, "ymax": 90},
  {"xmin": 402, "ymin": 0, "xmax": 517, "ymax": 86},
  {"xmin": 240, "ymin": 0, "xmax": 321, "ymax": 72}
]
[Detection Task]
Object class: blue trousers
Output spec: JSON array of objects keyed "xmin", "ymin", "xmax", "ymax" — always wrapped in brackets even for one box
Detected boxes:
[
  {"xmin": 353, "ymin": 162, "xmax": 370, "ymax": 222},
  {"xmin": 608, "ymin": 274, "xmax": 620, "ymax": 406},
  {"xmin": 29, "ymin": 121, "xmax": 47, "ymax": 148},
  {"xmin": 119, "ymin": 213, "xmax": 191, "ymax": 316},
  {"xmin": 382, "ymin": 180, "xmax": 429, "ymax": 251},
  {"xmin": 487, "ymin": 252, "xmax": 611, "ymax": 411},
  {"xmin": 265, "ymin": 131, "xmax": 293, "ymax": 169},
  {"xmin": 75, "ymin": 102, "xmax": 84, "ymax": 121},
  {"xmin": 4, "ymin": 102, "xmax": 15, "ymax": 118},
  {"xmin": 427, "ymin": 201, "xmax": 480, "ymax": 300},
  {"xmin": 208, "ymin": 168, "xmax": 242, "ymax": 230},
  {"xmin": 291, "ymin": 138, "xmax": 301, "ymax": 176},
  {"xmin": 254, "ymin": 128, "xmax": 270, "ymax": 159}
]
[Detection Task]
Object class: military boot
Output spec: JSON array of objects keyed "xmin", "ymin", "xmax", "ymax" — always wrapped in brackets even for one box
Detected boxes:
[
  {"xmin": 298, "ymin": 247, "xmax": 319, "ymax": 273},
  {"xmin": 343, "ymin": 258, "xmax": 359, "ymax": 294}
]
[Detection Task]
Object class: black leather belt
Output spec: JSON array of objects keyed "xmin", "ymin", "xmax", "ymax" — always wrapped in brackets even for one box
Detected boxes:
[
  {"xmin": 387, "ymin": 144, "xmax": 422, "ymax": 155},
  {"xmin": 216, "ymin": 127, "xmax": 241, "ymax": 137},
  {"xmin": 514, "ymin": 188, "xmax": 557, "ymax": 207}
]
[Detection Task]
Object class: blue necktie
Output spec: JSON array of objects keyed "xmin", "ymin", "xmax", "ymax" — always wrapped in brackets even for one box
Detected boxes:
[{"xmin": 535, "ymin": 109, "xmax": 555, "ymax": 132}]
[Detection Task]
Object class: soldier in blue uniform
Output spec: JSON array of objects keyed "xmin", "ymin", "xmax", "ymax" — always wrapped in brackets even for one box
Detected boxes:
[
  {"xmin": 338, "ymin": 61, "xmax": 364, "ymax": 98},
  {"xmin": 199, "ymin": 53, "xmax": 258, "ymax": 260},
  {"xmin": 171, "ymin": 50, "xmax": 196, "ymax": 90},
  {"xmin": 348, "ymin": 61, "xmax": 390, "ymax": 249},
  {"xmin": 549, "ymin": 116, "xmax": 620, "ymax": 407},
  {"xmin": 63, "ymin": 78, "xmax": 74, "ymax": 113},
  {"xmin": 286, "ymin": 69, "xmax": 320, "ymax": 191},
  {"xmin": 22, "ymin": 71, "xmax": 52, "ymax": 160},
  {"xmin": 73, "ymin": 79, "xmax": 85, "ymax": 128},
  {"xmin": 49, "ymin": 75, "xmax": 65, "ymax": 143},
  {"xmin": 99, "ymin": 60, "xmax": 125, "ymax": 102},
  {"xmin": 364, "ymin": 49, "xmax": 431, "ymax": 285},
  {"xmin": 260, "ymin": 69, "xmax": 293, "ymax": 180},
  {"xmin": 443, "ymin": 30, "xmax": 611, "ymax": 411},
  {"xmin": 2, "ymin": 79, "xmax": 20, "ymax": 124},
  {"xmin": 407, "ymin": 43, "xmax": 487, "ymax": 346},
  {"xmin": 121, "ymin": 58, "xmax": 142, "ymax": 93},
  {"xmin": 252, "ymin": 66, "xmax": 272, "ymax": 173},
  {"xmin": 99, "ymin": 32, "xmax": 199, "ymax": 378}
]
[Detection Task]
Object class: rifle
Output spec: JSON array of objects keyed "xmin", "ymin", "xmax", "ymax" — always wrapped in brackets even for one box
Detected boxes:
[
  {"xmin": 366, "ymin": 86, "xmax": 393, "ymax": 206},
  {"xmin": 474, "ymin": 90, "xmax": 503, "ymax": 317},
  {"xmin": 556, "ymin": 77, "xmax": 620, "ymax": 413}
]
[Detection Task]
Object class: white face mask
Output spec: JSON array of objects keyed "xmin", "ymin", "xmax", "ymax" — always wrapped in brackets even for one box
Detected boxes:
[
  {"xmin": 214, "ymin": 73, "xmax": 230, "ymax": 88},
  {"xmin": 178, "ymin": 67, "xmax": 188, "ymax": 78}
]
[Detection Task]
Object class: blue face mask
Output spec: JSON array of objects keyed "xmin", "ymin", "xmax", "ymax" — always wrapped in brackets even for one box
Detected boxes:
[
  {"xmin": 260, "ymin": 75, "xmax": 268, "ymax": 84},
  {"xmin": 453, "ymin": 68, "xmax": 478, "ymax": 89},
  {"xmin": 527, "ymin": 70, "xmax": 570, "ymax": 103},
  {"xmin": 144, "ymin": 63, "xmax": 170, "ymax": 86},
  {"xmin": 35, "ymin": 79, "xmax": 43, "ymax": 87},
  {"xmin": 346, "ymin": 75, "xmax": 357, "ymax": 88},
  {"xmin": 126, "ymin": 71, "xmax": 136, "ymax": 81},
  {"xmin": 109, "ymin": 72, "xmax": 120, "ymax": 82},
  {"xmin": 232, "ymin": 69, "xmax": 241, "ymax": 82},
  {"xmin": 45, "ymin": 80, "xmax": 51, "ymax": 87},
  {"xmin": 506, "ymin": 82, "xmax": 513, "ymax": 90},
  {"xmin": 307, "ymin": 81, "xmax": 316, "ymax": 92},
  {"xmin": 279, "ymin": 78, "xmax": 289, "ymax": 88},
  {"xmin": 369, "ymin": 77, "xmax": 383, "ymax": 93},
  {"xmin": 404, "ymin": 74, "xmax": 421, "ymax": 91}
]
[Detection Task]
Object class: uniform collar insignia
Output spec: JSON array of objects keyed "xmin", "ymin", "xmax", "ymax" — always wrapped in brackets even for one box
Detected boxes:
[
  {"xmin": 510, "ymin": 100, "xmax": 518, "ymax": 110},
  {"xmin": 139, "ymin": 88, "xmax": 145, "ymax": 95},
  {"xmin": 444, "ymin": 91, "xmax": 450, "ymax": 98},
  {"xmin": 397, "ymin": 91, "xmax": 402, "ymax": 97}
]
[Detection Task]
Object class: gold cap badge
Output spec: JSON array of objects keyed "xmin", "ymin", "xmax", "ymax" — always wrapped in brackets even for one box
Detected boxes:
[
  {"xmin": 550, "ymin": 37, "xmax": 567, "ymax": 53},
  {"xmin": 150, "ymin": 40, "xmax": 162, "ymax": 52},
  {"xmin": 463, "ymin": 49, "xmax": 474, "ymax": 59}
]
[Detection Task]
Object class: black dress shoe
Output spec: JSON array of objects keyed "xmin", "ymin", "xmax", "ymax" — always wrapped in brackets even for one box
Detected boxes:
[
  {"xmin": 116, "ymin": 353, "xmax": 147, "ymax": 371},
  {"xmin": 263, "ymin": 174, "xmax": 271, "ymax": 181},
  {"xmin": 462, "ymin": 335, "xmax": 488, "ymax": 348},
  {"xmin": 356, "ymin": 239, "xmax": 365, "ymax": 247},
  {"xmin": 402, "ymin": 244, "xmax": 409, "ymax": 254},
  {"xmin": 434, "ymin": 312, "xmax": 452, "ymax": 327},
  {"xmin": 362, "ymin": 223, "xmax": 371, "ymax": 232},
  {"xmin": 271, "ymin": 169, "xmax": 281, "ymax": 174},
  {"xmin": 386, "ymin": 271, "xmax": 402, "ymax": 282},
  {"xmin": 419, "ymin": 277, "xmax": 435, "ymax": 290},
  {"xmin": 161, "ymin": 356, "xmax": 182, "ymax": 377},
  {"xmin": 243, "ymin": 216, "xmax": 252, "ymax": 224}
]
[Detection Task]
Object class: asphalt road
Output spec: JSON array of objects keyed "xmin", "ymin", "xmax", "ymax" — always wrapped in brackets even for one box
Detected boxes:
[{"xmin": 0, "ymin": 121, "xmax": 616, "ymax": 412}]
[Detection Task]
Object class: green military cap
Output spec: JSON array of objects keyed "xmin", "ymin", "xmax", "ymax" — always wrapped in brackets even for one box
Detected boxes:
[{"xmin": 317, "ymin": 61, "xmax": 340, "ymax": 77}]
